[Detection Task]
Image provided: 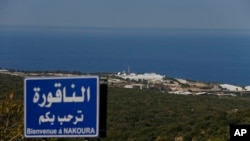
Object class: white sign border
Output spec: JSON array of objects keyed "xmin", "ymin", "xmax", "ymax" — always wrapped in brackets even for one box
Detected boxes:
[{"xmin": 24, "ymin": 76, "xmax": 100, "ymax": 138}]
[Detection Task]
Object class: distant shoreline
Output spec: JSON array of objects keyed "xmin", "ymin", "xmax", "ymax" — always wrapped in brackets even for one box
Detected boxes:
[{"xmin": 1, "ymin": 30, "xmax": 250, "ymax": 86}]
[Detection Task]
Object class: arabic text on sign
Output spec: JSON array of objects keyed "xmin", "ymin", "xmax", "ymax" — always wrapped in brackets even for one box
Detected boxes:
[{"xmin": 33, "ymin": 83, "xmax": 91, "ymax": 108}]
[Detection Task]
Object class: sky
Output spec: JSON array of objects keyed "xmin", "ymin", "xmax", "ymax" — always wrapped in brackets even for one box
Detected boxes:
[{"xmin": 0, "ymin": 0, "xmax": 250, "ymax": 29}]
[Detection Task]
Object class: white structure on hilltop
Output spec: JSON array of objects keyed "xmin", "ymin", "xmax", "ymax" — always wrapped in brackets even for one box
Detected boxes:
[
  {"xmin": 116, "ymin": 72, "xmax": 164, "ymax": 81},
  {"xmin": 175, "ymin": 78, "xmax": 187, "ymax": 84},
  {"xmin": 220, "ymin": 84, "xmax": 243, "ymax": 91},
  {"xmin": 245, "ymin": 86, "xmax": 250, "ymax": 91}
]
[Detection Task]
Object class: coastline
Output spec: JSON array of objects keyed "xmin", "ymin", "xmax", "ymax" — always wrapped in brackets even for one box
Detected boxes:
[{"xmin": 1, "ymin": 69, "xmax": 250, "ymax": 97}]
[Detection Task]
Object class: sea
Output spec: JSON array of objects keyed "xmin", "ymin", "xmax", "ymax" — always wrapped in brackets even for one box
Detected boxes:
[{"xmin": 1, "ymin": 27, "xmax": 250, "ymax": 86}]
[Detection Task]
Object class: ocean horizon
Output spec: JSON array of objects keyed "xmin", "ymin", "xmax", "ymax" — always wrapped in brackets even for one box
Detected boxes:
[{"xmin": 1, "ymin": 28, "xmax": 250, "ymax": 86}]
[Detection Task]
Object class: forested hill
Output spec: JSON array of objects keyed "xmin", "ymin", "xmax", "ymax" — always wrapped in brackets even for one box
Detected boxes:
[{"xmin": 1, "ymin": 73, "xmax": 250, "ymax": 141}]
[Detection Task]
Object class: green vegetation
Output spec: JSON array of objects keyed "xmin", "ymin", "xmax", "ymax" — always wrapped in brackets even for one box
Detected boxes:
[
  {"xmin": 105, "ymin": 88, "xmax": 250, "ymax": 141},
  {"xmin": 1, "ymin": 73, "xmax": 250, "ymax": 140},
  {"xmin": 0, "ymin": 74, "xmax": 23, "ymax": 140}
]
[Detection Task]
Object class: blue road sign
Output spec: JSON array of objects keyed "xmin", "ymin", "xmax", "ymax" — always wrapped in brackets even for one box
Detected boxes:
[{"xmin": 24, "ymin": 76, "xmax": 99, "ymax": 138}]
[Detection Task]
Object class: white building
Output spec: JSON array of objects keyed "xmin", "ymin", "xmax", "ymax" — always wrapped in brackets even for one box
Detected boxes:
[
  {"xmin": 116, "ymin": 73, "xmax": 164, "ymax": 81},
  {"xmin": 220, "ymin": 84, "xmax": 243, "ymax": 91},
  {"xmin": 245, "ymin": 86, "xmax": 250, "ymax": 91}
]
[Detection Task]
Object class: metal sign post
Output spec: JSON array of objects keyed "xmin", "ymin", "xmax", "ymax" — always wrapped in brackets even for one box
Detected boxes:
[
  {"xmin": 99, "ymin": 77, "xmax": 108, "ymax": 138},
  {"xmin": 24, "ymin": 76, "xmax": 99, "ymax": 138}
]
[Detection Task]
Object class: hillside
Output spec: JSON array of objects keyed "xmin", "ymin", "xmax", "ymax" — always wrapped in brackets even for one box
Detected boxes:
[
  {"xmin": 105, "ymin": 88, "xmax": 250, "ymax": 141},
  {"xmin": 1, "ymin": 73, "xmax": 250, "ymax": 140}
]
